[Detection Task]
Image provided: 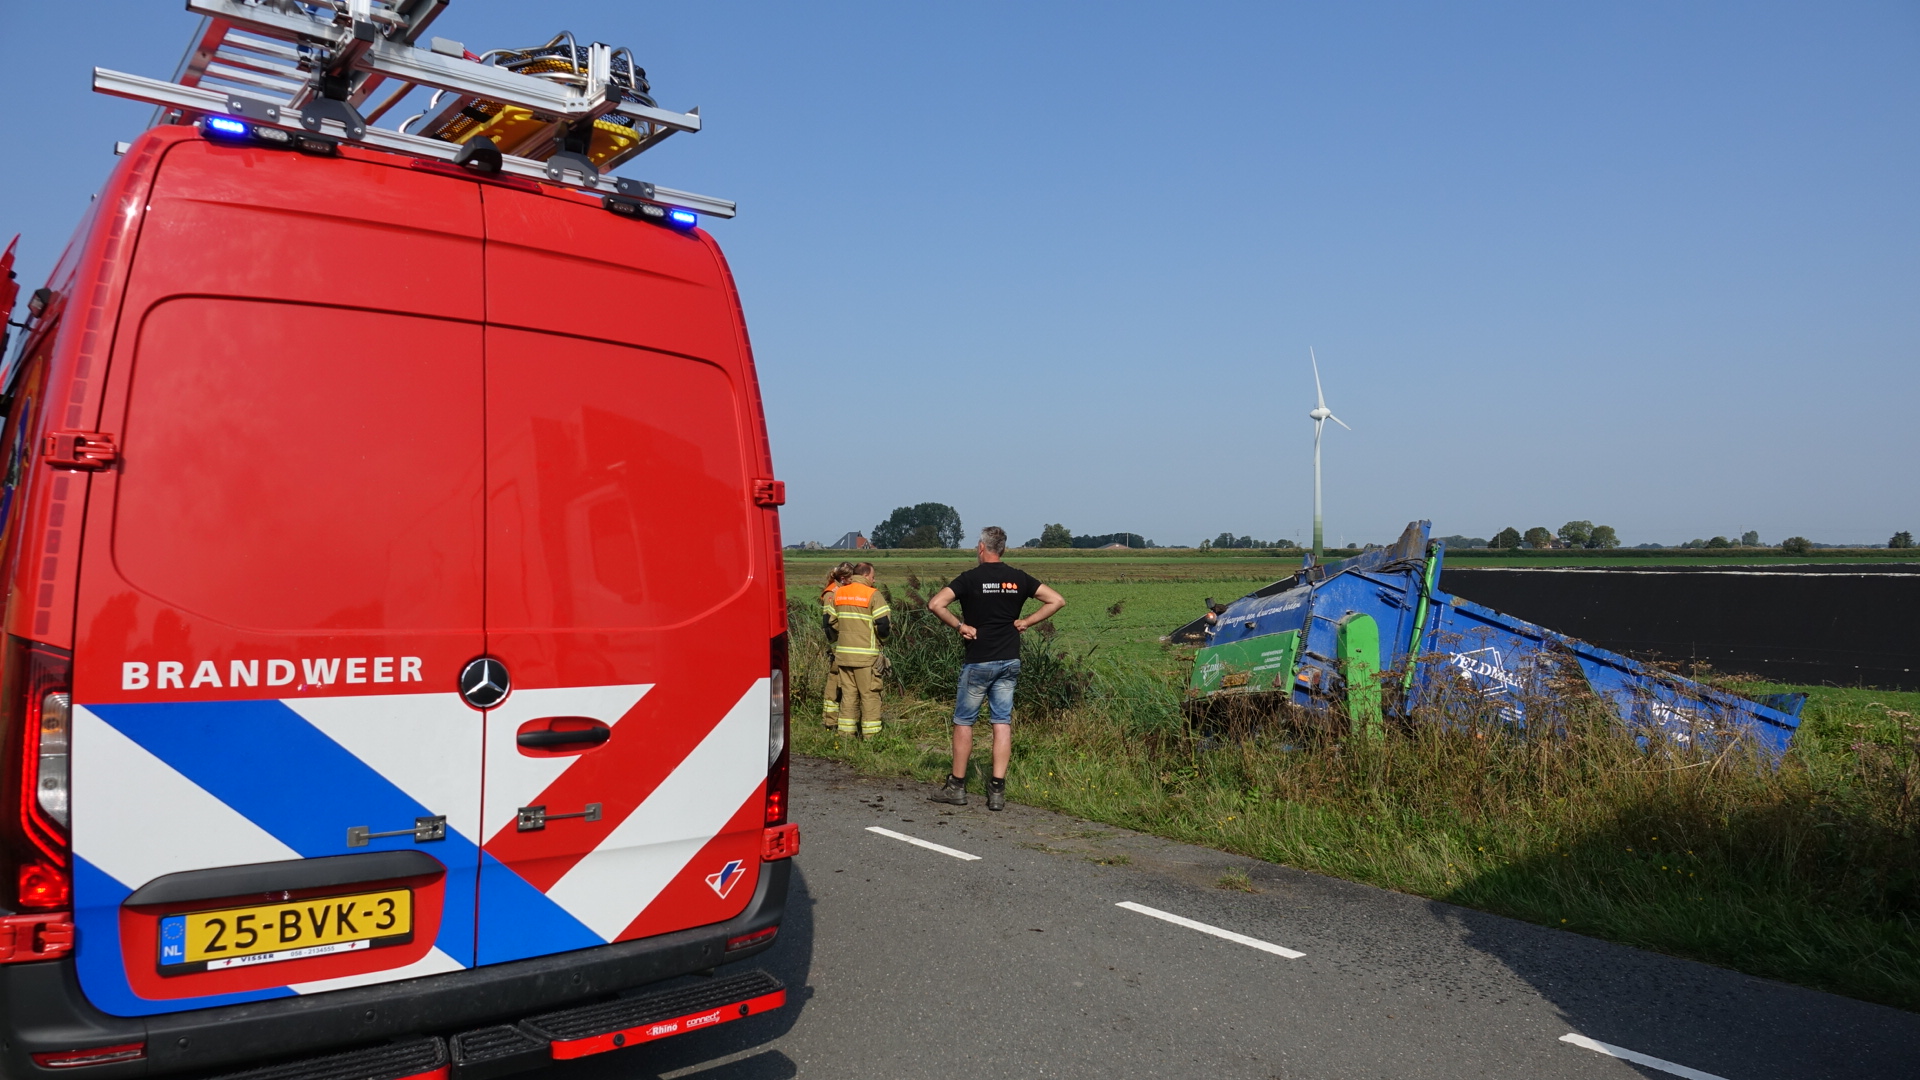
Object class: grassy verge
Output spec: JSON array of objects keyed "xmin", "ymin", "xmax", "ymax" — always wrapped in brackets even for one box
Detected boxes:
[{"xmin": 791, "ymin": 599, "xmax": 1920, "ymax": 1012}]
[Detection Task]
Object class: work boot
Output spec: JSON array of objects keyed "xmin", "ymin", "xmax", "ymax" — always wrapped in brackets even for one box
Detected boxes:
[
  {"xmin": 987, "ymin": 777, "xmax": 1007, "ymax": 812},
  {"xmin": 929, "ymin": 774, "xmax": 968, "ymax": 806}
]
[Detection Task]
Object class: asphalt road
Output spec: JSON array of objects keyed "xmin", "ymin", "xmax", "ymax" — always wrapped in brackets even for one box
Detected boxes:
[{"xmin": 533, "ymin": 756, "xmax": 1920, "ymax": 1080}]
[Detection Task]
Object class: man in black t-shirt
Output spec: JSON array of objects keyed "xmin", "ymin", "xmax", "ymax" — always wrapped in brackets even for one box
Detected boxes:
[{"xmin": 926, "ymin": 526, "xmax": 1066, "ymax": 810}]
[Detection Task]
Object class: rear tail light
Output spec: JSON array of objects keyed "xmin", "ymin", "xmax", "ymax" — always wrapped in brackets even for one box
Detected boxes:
[
  {"xmin": 37, "ymin": 692, "xmax": 70, "ymax": 827},
  {"xmin": 768, "ymin": 655, "xmax": 787, "ymax": 768},
  {"xmin": 18, "ymin": 862, "xmax": 69, "ymax": 907},
  {"xmin": 5, "ymin": 639, "xmax": 72, "ymax": 910},
  {"xmin": 724, "ymin": 926, "xmax": 777, "ymax": 952},
  {"xmin": 31, "ymin": 1042, "xmax": 146, "ymax": 1069},
  {"xmin": 766, "ymin": 634, "xmax": 790, "ymax": 827}
]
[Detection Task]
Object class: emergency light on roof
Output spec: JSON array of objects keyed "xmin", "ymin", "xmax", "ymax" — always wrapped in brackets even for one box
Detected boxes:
[
  {"xmin": 602, "ymin": 196, "xmax": 700, "ymax": 231},
  {"xmin": 196, "ymin": 116, "xmax": 334, "ymax": 156}
]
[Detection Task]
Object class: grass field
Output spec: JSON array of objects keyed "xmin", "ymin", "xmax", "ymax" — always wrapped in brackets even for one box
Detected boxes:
[
  {"xmin": 785, "ymin": 549, "xmax": 1916, "ymax": 682},
  {"xmin": 787, "ymin": 550, "xmax": 1920, "ymax": 1010},
  {"xmin": 788, "ymin": 551, "xmax": 1277, "ymax": 669},
  {"xmin": 788, "ymin": 550, "xmax": 1305, "ymax": 583}
]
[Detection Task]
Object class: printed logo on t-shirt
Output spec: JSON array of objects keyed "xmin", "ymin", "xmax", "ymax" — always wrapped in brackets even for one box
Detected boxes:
[{"xmin": 980, "ymin": 582, "xmax": 1019, "ymax": 593}]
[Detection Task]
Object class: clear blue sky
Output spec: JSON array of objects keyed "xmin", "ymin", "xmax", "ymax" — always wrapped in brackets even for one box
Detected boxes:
[{"xmin": 4, "ymin": 2, "xmax": 1915, "ymax": 547}]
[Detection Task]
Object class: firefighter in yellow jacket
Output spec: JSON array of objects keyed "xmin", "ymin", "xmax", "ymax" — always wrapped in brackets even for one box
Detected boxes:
[
  {"xmin": 825, "ymin": 562, "xmax": 890, "ymax": 738},
  {"xmin": 819, "ymin": 563, "xmax": 855, "ymax": 729}
]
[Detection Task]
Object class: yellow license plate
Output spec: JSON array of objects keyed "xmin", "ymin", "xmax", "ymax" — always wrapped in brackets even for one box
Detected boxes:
[{"xmin": 159, "ymin": 889, "xmax": 412, "ymax": 972}]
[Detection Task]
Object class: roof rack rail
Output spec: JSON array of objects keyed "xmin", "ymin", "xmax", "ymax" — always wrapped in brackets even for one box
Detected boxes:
[{"xmin": 92, "ymin": 0, "xmax": 734, "ymax": 219}]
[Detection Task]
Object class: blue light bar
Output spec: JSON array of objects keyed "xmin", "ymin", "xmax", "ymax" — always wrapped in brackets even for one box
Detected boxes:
[
  {"xmin": 205, "ymin": 116, "xmax": 249, "ymax": 138},
  {"xmin": 667, "ymin": 209, "xmax": 698, "ymax": 228}
]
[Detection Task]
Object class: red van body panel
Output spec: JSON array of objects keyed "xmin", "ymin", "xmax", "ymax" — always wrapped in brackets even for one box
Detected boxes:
[
  {"xmin": 4, "ymin": 138, "xmax": 161, "ymax": 651},
  {"xmin": 474, "ymin": 188, "xmax": 775, "ymax": 962},
  {"xmin": 63, "ymin": 135, "xmax": 492, "ymax": 1012},
  {"xmin": 478, "ymin": 184, "xmax": 786, "ymax": 627}
]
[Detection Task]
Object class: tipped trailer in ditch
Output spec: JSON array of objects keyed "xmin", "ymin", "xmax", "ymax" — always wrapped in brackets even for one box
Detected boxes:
[{"xmin": 1175, "ymin": 522, "xmax": 1802, "ymax": 753}]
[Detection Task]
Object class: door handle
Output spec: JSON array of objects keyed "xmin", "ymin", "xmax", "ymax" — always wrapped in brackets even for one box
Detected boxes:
[
  {"xmin": 347, "ymin": 815, "xmax": 446, "ymax": 847},
  {"xmin": 515, "ymin": 717, "xmax": 612, "ymax": 756},
  {"xmin": 517, "ymin": 726, "xmax": 610, "ymax": 749},
  {"xmin": 517, "ymin": 803, "xmax": 601, "ymax": 832}
]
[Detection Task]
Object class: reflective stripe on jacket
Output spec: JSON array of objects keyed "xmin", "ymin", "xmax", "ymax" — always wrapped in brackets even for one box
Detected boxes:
[{"xmin": 820, "ymin": 587, "xmax": 840, "ymax": 643}]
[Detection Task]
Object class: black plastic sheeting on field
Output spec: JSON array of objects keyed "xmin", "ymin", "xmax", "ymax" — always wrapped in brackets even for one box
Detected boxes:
[{"xmin": 1440, "ymin": 564, "xmax": 1920, "ymax": 691}]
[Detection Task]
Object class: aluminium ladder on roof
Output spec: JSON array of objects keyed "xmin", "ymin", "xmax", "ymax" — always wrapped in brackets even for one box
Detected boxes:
[
  {"xmin": 94, "ymin": 0, "xmax": 734, "ymax": 218},
  {"xmin": 162, "ymin": 0, "xmax": 445, "ymax": 117}
]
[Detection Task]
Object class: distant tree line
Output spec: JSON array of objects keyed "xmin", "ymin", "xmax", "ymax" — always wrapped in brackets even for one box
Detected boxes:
[
  {"xmin": 872, "ymin": 502, "xmax": 964, "ymax": 548},
  {"xmin": 1772, "ymin": 535, "xmax": 1913, "ymax": 552},
  {"xmin": 1199, "ymin": 533, "xmax": 1298, "ymax": 551},
  {"xmin": 1465, "ymin": 525, "xmax": 1915, "ymax": 553},
  {"xmin": 1487, "ymin": 521, "xmax": 1620, "ymax": 550},
  {"xmin": 866, "ymin": 504, "xmax": 1914, "ymax": 554},
  {"xmin": 1023, "ymin": 524, "xmax": 1157, "ymax": 548},
  {"xmin": 1678, "ymin": 534, "xmax": 1750, "ymax": 549}
]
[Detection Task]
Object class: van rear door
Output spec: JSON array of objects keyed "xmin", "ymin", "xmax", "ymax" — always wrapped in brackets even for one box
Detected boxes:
[
  {"xmin": 69, "ymin": 141, "xmax": 487, "ymax": 1015},
  {"xmin": 473, "ymin": 187, "xmax": 770, "ymax": 965}
]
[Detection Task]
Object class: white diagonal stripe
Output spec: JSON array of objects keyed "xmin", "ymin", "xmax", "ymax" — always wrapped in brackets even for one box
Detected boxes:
[
  {"xmin": 478, "ymin": 684, "xmax": 652, "ymax": 844},
  {"xmin": 1115, "ymin": 901, "xmax": 1305, "ymax": 959},
  {"xmin": 866, "ymin": 826, "xmax": 980, "ymax": 861},
  {"xmin": 72, "ymin": 705, "xmax": 298, "ymax": 889},
  {"xmin": 289, "ymin": 945, "xmax": 466, "ymax": 994},
  {"xmin": 1558, "ymin": 1034, "xmax": 1729, "ymax": 1080},
  {"xmin": 544, "ymin": 680, "xmax": 767, "ymax": 940},
  {"xmin": 282, "ymin": 691, "xmax": 485, "ymax": 844}
]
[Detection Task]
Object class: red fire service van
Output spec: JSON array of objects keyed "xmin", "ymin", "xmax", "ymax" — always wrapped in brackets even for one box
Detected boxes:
[{"xmin": 0, "ymin": 4, "xmax": 794, "ymax": 1079}]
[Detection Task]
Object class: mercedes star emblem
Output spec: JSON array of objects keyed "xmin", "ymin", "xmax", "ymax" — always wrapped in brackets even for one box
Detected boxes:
[{"xmin": 459, "ymin": 657, "xmax": 511, "ymax": 709}]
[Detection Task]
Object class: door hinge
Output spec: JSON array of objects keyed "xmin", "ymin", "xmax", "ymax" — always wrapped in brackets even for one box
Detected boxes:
[
  {"xmin": 762, "ymin": 823, "xmax": 801, "ymax": 861},
  {"xmin": 517, "ymin": 802, "xmax": 602, "ymax": 832},
  {"xmin": 752, "ymin": 479, "xmax": 785, "ymax": 507},
  {"xmin": 43, "ymin": 431, "xmax": 118, "ymax": 470},
  {"xmin": 0, "ymin": 912, "xmax": 75, "ymax": 963},
  {"xmin": 347, "ymin": 815, "xmax": 446, "ymax": 847}
]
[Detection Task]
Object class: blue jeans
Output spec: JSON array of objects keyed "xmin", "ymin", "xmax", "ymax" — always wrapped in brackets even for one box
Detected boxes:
[{"xmin": 953, "ymin": 659, "xmax": 1021, "ymax": 725}]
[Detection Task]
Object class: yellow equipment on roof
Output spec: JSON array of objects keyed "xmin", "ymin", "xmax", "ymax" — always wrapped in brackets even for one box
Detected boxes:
[{"xmin": 414, "ymin": 34, "xmax": 663, "ymax": 171}]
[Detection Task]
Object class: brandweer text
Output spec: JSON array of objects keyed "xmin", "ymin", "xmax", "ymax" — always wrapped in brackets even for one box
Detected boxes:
[{"xmin": 121, "ymin": 658, "xmax": 424, "ymax": 690}]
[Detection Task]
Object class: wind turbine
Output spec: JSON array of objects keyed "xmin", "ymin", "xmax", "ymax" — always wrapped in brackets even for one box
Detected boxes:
[{"xmin": 1308, "ymin": 347, "xmax": 1350, "ymax": 564}]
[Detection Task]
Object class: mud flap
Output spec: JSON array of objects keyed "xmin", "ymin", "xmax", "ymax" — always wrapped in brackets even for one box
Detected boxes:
[{"xmin": 1338, "ymin": 614, "xmax": 1382, "ymax": 740}]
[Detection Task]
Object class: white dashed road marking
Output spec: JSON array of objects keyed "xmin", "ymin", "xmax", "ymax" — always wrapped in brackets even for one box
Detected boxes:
[
  {"xmin": 1559, "ymin": 1034, "xmax": 1729, "ymax": 1080},
  {"xmin": 866, "ymin": 826, "xmax": 982, "ymax": 861},
  {"xmin": 855, "ymin": 786, "xmax": 1771, "ymax": 1074},
  {"xmin": 1115, "ymin": 901, "xmax": 1305, "ymax": 959}
]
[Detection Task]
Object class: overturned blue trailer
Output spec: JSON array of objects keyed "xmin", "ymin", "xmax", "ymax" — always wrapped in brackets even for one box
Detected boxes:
[{"xmin": 1177, "ymin": 521, "xmax": 1801, "ymax": 753}]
